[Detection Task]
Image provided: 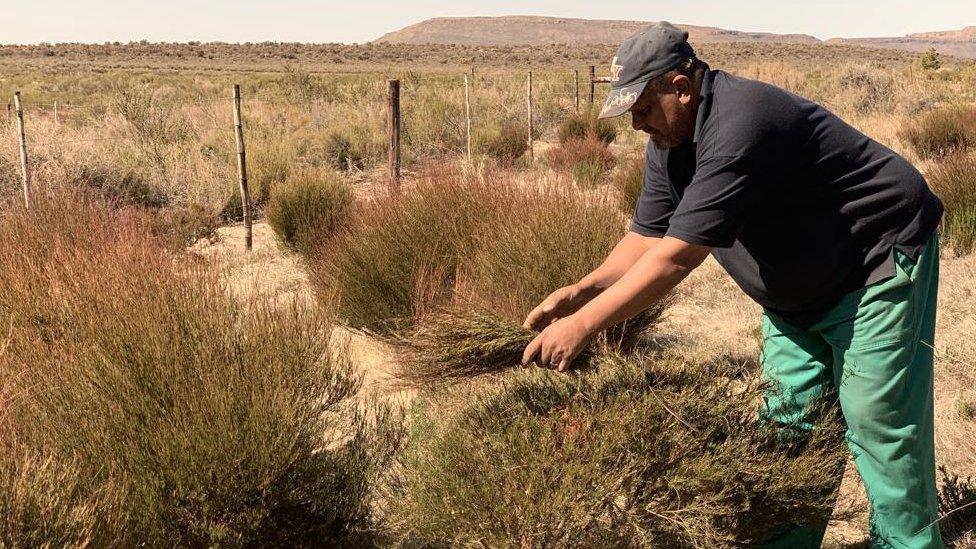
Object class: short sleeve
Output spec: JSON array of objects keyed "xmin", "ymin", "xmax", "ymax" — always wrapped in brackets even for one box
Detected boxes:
[
  {"xmin": 664, "ymin": 154, "xmax": 757, "ymax": 248},
  {"xmin": 629, "ymin": 148, "xmax": 675, "ymax": 238}
]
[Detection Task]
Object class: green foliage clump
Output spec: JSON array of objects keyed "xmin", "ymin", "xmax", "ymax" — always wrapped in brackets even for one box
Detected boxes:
[
  {"xmin": 0, "ymin": 191, "xmax": 399, "ymax": 546},
  {"xmin": 900, "ymin": 105, "xmax": 976, "ymax": 159},
  {"xmin": 937, "ymin": 466, "xmax": 976, "ymax": 546},
  {"xmin": 546, "ymin": 135, "xmax": 617, "ymax": 186},
  {"xmin": 391, "ymin": 357, "xmax": 846, "ymax": 548},
  {"xmin": 309, "ymin": 166, "xmax": 646, "ymax": 337},
  {"xmin": 321, "ymin": 129, "xmax": 382, "ymax": 171},
  {"xmin": 266, "ymin": 168, "xmax": 353, "ymax": 253},
  {"xmin": 557, "ymin": 111, "xmax": 618, "ymax": 145},
  {"xmin": 928, "ymin": 153, "xmax": 976, "ymax": 255},
  {"xmin": 473, "ymin": 121, "xmax": 528, "ymax": 165},
  {"xmin": 919, "ymin": 48, "xmax": 942, "ymax": 71},
  {"xmin": 613, "ymin": 150, "xmax": 646, "ymax": 214}
]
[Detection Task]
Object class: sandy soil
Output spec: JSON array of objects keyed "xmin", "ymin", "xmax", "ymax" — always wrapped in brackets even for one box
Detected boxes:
[{"xmin": 197, "ymin": 220, "xmax": 975, "ymax": 547}]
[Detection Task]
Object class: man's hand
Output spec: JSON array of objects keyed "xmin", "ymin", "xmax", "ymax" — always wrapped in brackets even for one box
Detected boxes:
[
  {"xmin": 522, "ymin": 284, "xmax": 593, "ymax": 331},
  {"xmin": 521, "ymin": 315, "xmax": 594, "ymax": 372}
]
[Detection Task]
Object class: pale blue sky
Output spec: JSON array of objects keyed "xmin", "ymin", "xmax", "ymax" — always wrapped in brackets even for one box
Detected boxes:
[{"xmin": 4, "ymin": 1, "xmax": 975, "ymax": 45}]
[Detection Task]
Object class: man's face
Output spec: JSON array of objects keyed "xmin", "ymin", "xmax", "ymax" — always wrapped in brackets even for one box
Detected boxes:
[{"xmin": 629, "ymin": 74, "xmax": 697, "ymax": 149}]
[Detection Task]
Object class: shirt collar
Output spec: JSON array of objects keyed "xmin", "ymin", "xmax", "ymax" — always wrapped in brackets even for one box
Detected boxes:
[{"xmin": 692, "ymin": 64, "xmax": 714, "ymax": 145}]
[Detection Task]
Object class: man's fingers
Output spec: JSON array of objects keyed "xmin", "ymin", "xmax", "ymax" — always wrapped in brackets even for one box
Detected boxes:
[
  {"xmin": 521, "ymin": 333, "xmax": 543, "ymax": 366},
  {"xmin": 523, "ymin": 303, "xmax": 548, "ymax": 330},
  {"xmin": 556, "ymin": 357, "xmax": 569, "ymax": 373}
]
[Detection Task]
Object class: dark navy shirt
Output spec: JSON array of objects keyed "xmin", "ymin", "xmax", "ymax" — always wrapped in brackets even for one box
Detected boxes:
[{"xmin": 631, "ymin": 66, "xmax": 944, "ymax": 328}]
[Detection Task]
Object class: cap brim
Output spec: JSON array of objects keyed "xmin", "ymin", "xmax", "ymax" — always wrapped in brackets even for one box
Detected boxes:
[{"xmin": 598, "ymin": 80, "xmax": 648, "ymax": 119}]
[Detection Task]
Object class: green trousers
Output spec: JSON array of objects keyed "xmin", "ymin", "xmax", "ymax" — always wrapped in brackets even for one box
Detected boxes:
[{"xmin": 759, "ymin": 232, "xmax": 942, "ymax": 549}]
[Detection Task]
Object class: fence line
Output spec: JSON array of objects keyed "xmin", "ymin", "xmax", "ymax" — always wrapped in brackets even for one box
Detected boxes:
[{"xmin": 6, "ymin": 66, "xmax": 614, "ymax": 244}]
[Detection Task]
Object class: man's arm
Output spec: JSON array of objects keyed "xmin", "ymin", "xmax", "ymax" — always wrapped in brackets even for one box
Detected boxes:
[
  {"xmin": 522, "ymin": 231, "xmax": 660, "ymax": 331},
  {"xmin": 522, "ymin": 236, "xmax": 711, "ymax": 371}
]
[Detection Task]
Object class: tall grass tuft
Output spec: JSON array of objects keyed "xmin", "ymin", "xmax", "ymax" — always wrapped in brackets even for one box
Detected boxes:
[
  {"xmin": 900, "ymin": 105, "xmax": 976, "ymax": 160},
  {"xmin": 928, "ymin": 153, "xmax": 976, "ymax": 255},
  {"xmin": 546, "ymin": 135, "xmax": 617, "ymax": 187},
  {"xmin": 309, "ymin": 166, "xmax": 660, "ymax": 343},
  {"xmin": 309, "ymin": 166, "xmax": 505, "ymax": 332},
  {"xmin": 613, "ymin": 150, "xmax": 646, "ymax": 214},
  {"xmin": 0, "ymin": 191, "xmax": 399, "ymax": 546},
  {"xmin": 391, "ymin": 356, "xmax": 846, "ymax": 547},
  {"xmin": 472, "ymin": 121, "xmax": 529, "ymax": 165},
  {"xmin": 266, "ymin": 167, "xmax": 354, "ymax": 253},
  {"xmin": 937, "ymin": 466, "xmax": 976, "ymax": 546},
  {"xmin": 557, "ymin": 111, "xmax": 619, "ymax": 145}
]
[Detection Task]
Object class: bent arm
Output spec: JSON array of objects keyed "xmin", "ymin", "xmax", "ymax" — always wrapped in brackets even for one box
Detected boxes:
[
  {"xmin": 575, "ymin": 236, "xmax": 712, "ymax": 333},
  {"xmin": 573, "ymin": 231, "xmax": 661, "ymax": 300}
]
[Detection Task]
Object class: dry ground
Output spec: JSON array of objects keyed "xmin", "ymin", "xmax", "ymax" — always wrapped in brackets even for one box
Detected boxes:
[{"xmin": 196, "ymin": 216, "xmax": 975, "ymax": 547}]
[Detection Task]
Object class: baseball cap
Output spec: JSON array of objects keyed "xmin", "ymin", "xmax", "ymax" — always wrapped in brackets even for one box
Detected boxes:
[{"xmin": 598, "ymin": 21, "xmax": 696, "ymax": 119}]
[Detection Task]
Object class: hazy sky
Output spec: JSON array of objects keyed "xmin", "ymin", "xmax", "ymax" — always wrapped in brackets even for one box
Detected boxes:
[{"xmin": 4, "ymin": 1, "xmax": 975, "ymax": 45}]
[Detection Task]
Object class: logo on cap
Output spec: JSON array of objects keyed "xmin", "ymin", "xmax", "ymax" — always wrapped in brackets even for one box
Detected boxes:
[{"xmin": 610, "ymin": 56, "xmax": 623, "ymax": 83}]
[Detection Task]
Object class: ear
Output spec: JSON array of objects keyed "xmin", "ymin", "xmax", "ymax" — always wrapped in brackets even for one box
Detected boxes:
[{"xmin": 672, "ymin": 74, "xmax": 693, "ymax": 105}]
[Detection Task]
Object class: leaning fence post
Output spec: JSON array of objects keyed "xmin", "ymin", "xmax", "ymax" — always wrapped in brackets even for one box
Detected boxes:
[
  {"xmin": 388, "ymin": 79, "xmax": 401, "ymax": 192},
  {"xmin": 232, "ymin": 84, "xmax": 252, "ymax": 252},
  {"xmin": 14, "ymin": 92, "xmax": 29, "ymax": 210},
  {"xmin": 574, "ymin": 69, "xmax": 580, "ymax": 113},
  {"xmin": 463, "ymin": 74, "xmax": 472, "ymax": 163},
  {"xmin": 588, "ymin": 65, "xmax": 596, "ymax": 110},
  {"xmin": 526, "ymin": 71, "xmax": 534, "ymax": 163}
]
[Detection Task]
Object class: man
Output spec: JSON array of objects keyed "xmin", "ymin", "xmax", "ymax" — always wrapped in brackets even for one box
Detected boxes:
[{"xmin": 521, "ymin": 22, "xmax": 945, "ymax": 549}]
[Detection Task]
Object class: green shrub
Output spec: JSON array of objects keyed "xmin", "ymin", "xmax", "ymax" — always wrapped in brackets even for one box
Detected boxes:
[
  {"xmin": 404, "ymin": 97, "xmax": 465, "ymax": 160},
  {"xmin": 557, "ymin": 111, "xmax": 618, "ymax": 145},
  {"xmin": 0, "ymin": 452, "xmax": 129, "ymax": 547},
  {"xmin": 928, "ymin": 153, "xmax": 976, "ymax": 255},
  {"xmin": 321, "ymin": 129, "xmax": 383, "ymax": 171},
  {"xmin": 613, "ymin": 150, "xmax": 646, "ymax": 214},
  {"xmin": 267, "ymin": 168, "xmax": 353, "ymax": 253},
  {"xmin": 0, "ymin": 191, "xmax": 399, "ymax": 546},
  {"xmin": 310, "ymin": 166, "xmax": 509, "ymax": 332},
  {"xmin": 473, "ymin": 121, "xmax": 528, "ymax": 165},
  {"xmin": 900, "ymin": 105, "xmax": 976, "ymax": 159},
  {"xmin": 392, "ymin": 357, "xmax": 846, "ymax": 547},
  {"xmin": 309, "ymin": 167, "xmax": 643, "ymax": 336},
  {"xmin": 546, "ymin": 136, "xmax": 617, "ymax": 186},
  {"xmin": 937, "ymin": 466, "xmax": 976, "ymax": 546}
]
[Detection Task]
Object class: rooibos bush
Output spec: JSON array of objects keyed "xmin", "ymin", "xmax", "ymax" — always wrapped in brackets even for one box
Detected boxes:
[
  {"xmin": 267, "ymin": 167, "xmax": 353, "ymax": 253},
  {"xmin": 546, "ymin": 136, "xmax": 617, "ymax": 187},
  {"xmin": 473, "ymin": 121, "xmax": 528, "ymax": 165},
  {"xmin": 0, "ymin": 191, "xmax": 399, "ymax": 546},
  {"xmin": 900, "ymin": 105, "xmax": 976, "ymax": 159},
  {"xmin": 557, "ymin": 111, "xmax": 618, "ymax": 145},
  {"xmin": 613, "ymin": 150, "xmax": 646, "ymax": 214},
  {"xmin": 928, "ymin": 153, "xmax": 976, "ymax": 255},
  {"xmin": 310, "ymin": 166, "xmax": 655, "ymax": 339},
  {"xmin": 392, "ymin": 356, "xmax": 846, "ymax": 548}
]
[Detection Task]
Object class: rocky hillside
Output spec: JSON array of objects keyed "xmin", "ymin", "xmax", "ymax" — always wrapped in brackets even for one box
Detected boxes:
[{"xmin": 376, "ymin": 16, "xmax": 976, "ymax": 58}]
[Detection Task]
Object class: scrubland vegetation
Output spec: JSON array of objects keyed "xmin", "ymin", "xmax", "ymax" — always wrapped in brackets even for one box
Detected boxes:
[{"xmin": 1, "ymin": 42, "xmax": 975, "ymax": 546}]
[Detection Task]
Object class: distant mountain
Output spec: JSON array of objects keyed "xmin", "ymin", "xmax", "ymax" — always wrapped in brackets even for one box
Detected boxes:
[
  {"xmin": 374, "ymin": 16, "xmax": 820, "ymax": 47},
  {"xmin": 375, "ymin": 16, "xmax": 976, "ymax": 59},
  {"xmin": 826, "ymin": 26, "xmax": 976, "ymax": 58}
]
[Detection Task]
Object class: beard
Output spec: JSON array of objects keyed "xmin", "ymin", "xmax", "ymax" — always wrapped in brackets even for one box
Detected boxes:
[{"xmin": 648, "ymin": 129, "xmax": 681, "ymax": 149}]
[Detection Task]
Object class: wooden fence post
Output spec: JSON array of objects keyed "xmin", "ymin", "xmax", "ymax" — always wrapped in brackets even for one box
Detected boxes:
[
  {"xmin": 232, "ymin": 84, "xmax": 252, "ymax": 252},
  {"xmin": 588, "ymin": 65, "xmax": 596, "ymax": 110},
  {"xmin": 388, "ymin": 79, "xmax": 401, "ymax": 191},
  {"xmin": 14, "ymin": 92, "xmax": 29, "ymax": 210},
  {"xmin": 463, "ymin": 74, "xmax": 472, "ymax": 162},
  {"xmin": 574, "ymin": 69, "xmax": 580, "ymax": 113},
  {"xmin": 53, "ymin": 100, "xmax": 59, "ymax": 129},
  {"xmin": 526, "ymin": 71, "xmax": 533, "ymax": 163}
]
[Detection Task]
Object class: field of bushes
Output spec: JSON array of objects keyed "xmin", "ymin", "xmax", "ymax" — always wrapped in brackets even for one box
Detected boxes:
[{"xmin": 1, "ymin": 42, "xmax": 975, "ymax": 546}]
